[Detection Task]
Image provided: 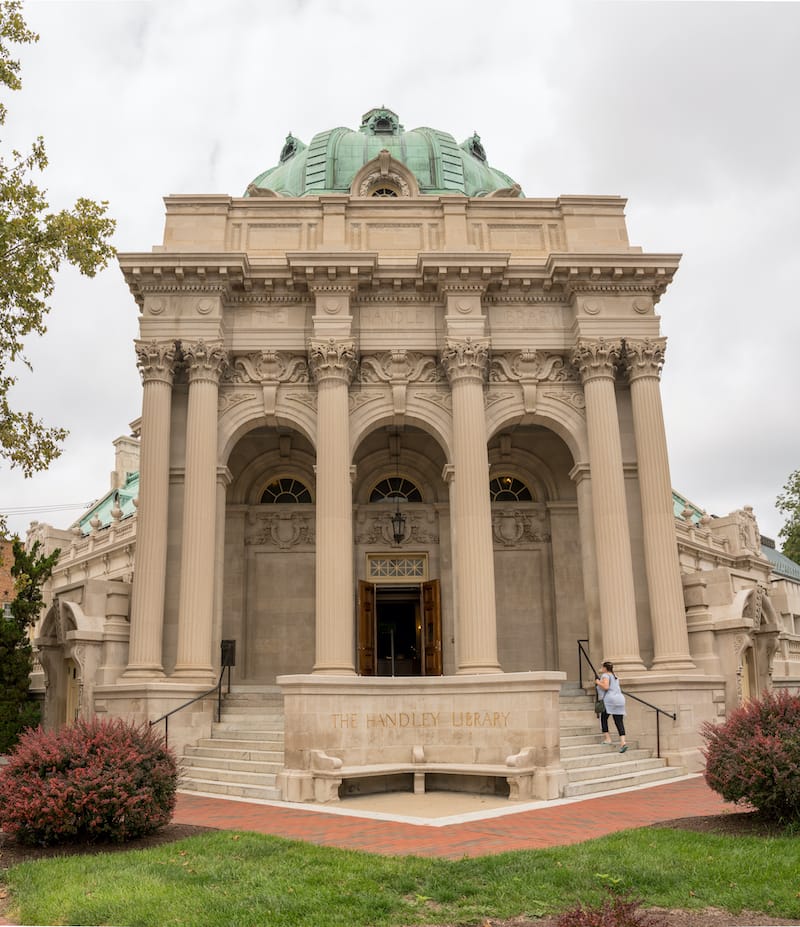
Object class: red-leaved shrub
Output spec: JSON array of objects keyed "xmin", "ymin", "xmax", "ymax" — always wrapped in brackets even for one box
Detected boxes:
[
  {"xmin": 0, "ymin": 716, "xmax": 178, "ymax": 845},
  {"xmin": 557, "ymin": 893, "xmax": 665, "ymax": 927},
  {"xmin": 702, "ymin": 688, "xmax": 800, "ymax": 823}
]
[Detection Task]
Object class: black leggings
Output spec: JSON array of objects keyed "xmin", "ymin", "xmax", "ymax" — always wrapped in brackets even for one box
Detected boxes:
[{"xmin": 601, "ymin": 712, "xmax": 626, "ymax": 737}]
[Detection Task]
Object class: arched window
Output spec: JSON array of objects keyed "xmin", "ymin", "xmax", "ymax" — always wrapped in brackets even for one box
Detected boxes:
[
  {"xmin": 370, "ymin": 185, "xmax": 399, "ymax": 197},
  {"xmin": 261, "ymin": 478, "xmax": 312, "ymax": 504},
  {"xmin": 489, "ymin": 476, "xmax": 533, "ymax": 502},
  {"xmin": 370, "ymin": 477, "xmax": 422, "ymax": 503}
]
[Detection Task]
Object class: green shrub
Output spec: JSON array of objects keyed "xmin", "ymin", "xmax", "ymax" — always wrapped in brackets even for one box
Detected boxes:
[
  {"xmin": 0, "ymin": 716, "xmax": 178, "ymax": 845},
  {"xmin": 702, "ymin": 688, "xmax": 800, "ymax": 823}
]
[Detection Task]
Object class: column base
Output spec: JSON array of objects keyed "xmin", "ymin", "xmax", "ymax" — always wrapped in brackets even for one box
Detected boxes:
[
  {"xmin": 311, "ymin": 663, "xmax": 356, "ymax": 676},
  {"xmin": 456, "ymin": 663, "xmax": 502, "ymax": 674},
  {"xmin": 170, "ymin": 665, "xmax": 216, "ymax": 685},
  {"xmin": 609, "ymin": 658, "xmax": 648, "ymax": 675},
  {"xmin": 650, "ymin": 656, "xmax": 698, "ymax": 673},
  {"xmin": 121, "ymin": 664, "xmax": 165, "ymax": 679}
]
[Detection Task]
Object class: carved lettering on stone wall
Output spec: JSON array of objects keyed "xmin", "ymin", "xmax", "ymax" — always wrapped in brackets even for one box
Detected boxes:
[
  {"xmin": 360, "ymin": 307, "xmax": 432, "ymax": 328},
  {"xmin": 496, "ymin": 307, "xmax": 563, "ymax": 327},
  {"xmin": 246, "ymin": 512, "xmax": 315, "ymax": 549}
]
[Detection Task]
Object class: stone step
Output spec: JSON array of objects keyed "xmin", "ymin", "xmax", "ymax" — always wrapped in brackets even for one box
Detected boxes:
[
  {"xmin": 561, "ymin": 746, "xmax": 648, "ymax": 767},
  {"xmin": 197, "ymin": 735, "xmax": 283, "ymax": 751},
  {"xmin": 179, "ymin": 777, "xmax": 282, "ymax": 802},
  {"xmin": 211, "ymin": 724, "xmax": 284, "ymax": 739},
  {"xmin": 562, "ymin": 764, "xmax": 684, "ymax": 798},
  {"xmin": 181, "ymin": 765, "xmax": 279, "ymax": 788},
  {"xmin": 564, "ymin": 756, "xmax": 666, "ymax": 783},
  {"xmin": 186, "ymin": 744, "xmax": 283, "ymax": 763},
  {"xmin": 182, "ymin": 753, "xmax": 283, "ymax": 774},
  {"xmin": 218, "ymin": 713, "xmax": 285, "ymax": 727}
]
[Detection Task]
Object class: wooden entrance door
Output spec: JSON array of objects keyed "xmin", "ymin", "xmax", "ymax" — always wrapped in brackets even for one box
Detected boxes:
[
  {"xmin": 357, "ymin": 580, "xmax": 376, "ymax": 675},
  {"xmin": 422, "ymin": 579, "xmax": 442, "ymax": 676}
]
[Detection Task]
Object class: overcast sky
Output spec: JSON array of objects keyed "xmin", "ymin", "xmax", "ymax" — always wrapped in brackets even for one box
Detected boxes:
[{"xmin": 2, "ymin": 0, "xmax": 799, "ymax": 545}]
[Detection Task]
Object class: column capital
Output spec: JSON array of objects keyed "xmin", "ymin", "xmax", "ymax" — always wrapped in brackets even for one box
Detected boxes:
[
  {"xmin": 308, "ymin": 338, "xmax": 358, "ymax": 384},
  {"xmin": 182, "ymin": 339, "xmax": 228, "ymax": 384},
  {"xmin": 135, "ymin": 339, "xmax": 178, "ymax": 385},
  {"xmin": 571, "ymin": 338, "xmax": 623, "ymax": 383},
  {"xmin": 623, "ymin": 337, "xmax": 667, "ymax": 382},
  {"xmin": 441, "ymin": 337, "xmax": 490, "ymax": 384}
]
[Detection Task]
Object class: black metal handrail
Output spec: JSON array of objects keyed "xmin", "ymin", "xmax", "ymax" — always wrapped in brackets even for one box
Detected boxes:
[
  {"xmin": 149, "ymin": 665, "xmax": 232, "ymax": 748},
  {"xmin": 576, "ymin": 639, "xmax": 677, "ymax": 758}
]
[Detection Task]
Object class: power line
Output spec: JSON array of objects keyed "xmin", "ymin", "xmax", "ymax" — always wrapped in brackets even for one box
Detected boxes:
[{"xmin": 0, "ymin": 502, "xmax": 96, "ymax": 516}]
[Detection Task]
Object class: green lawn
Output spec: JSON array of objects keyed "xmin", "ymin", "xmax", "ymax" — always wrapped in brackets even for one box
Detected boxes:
[{"xmin": 3, "ymin": 826, "xmax": 799, "ymax": 927}]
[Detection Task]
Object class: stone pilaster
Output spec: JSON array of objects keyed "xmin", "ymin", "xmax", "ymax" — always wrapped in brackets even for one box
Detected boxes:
[
  {"xmin": 572, "ymin": 339, "xmax": 645, "ymax": 673},
  {"xmin": 173, "ymin": 340, "xmax": 227, "ymax": 681},
  {"xmin": 441, "ymin": 337, "xmax": 501, "ymax": 673},
  {"xmin": 309, "ymin": 338, "xmax": 358, "ymax": 675},
  {"xmin": 624, "ymin": 339, "xmax": 695, "ymax": 671},
  {"xmin": 124, "ymin": 340, "xmax": 176, "ymax": 678}
]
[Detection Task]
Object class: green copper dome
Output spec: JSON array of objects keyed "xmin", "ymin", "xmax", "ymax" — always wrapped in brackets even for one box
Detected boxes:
[{"xmin": 246, "ymin": 107, "xmax": 523, "ymax": 198}]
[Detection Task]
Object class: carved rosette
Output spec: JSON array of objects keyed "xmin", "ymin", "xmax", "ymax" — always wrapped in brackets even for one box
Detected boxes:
[
  {"xmin": 135, "ymin": 340, "xmax": 177, "ymax": 385},
  {"xmin": 308, "ymin": 338, "xmax": 358, "ymax": 384},
  {"xmin": 441, "ymin": 337, "xmax": 490, "ymax": 384},
  {"xmin": 182, "ymin": 340, "xmax": 228, "ymax": 384},
  {"xmin": 623, "ymin": 338, "xmax": 666, "ymax": 383},
  {"xmin": 570, "ymin": 338, "xmax": 623, "ymax": 384}
]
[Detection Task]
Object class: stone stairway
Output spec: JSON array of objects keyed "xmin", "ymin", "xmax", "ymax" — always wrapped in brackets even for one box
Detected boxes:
[
  {"xmin": 179, "ymin": 687, "xmax": 285, "ymax": 801},
  {"xmin": 558, "ymin": 681, "xmax": 684, "ymax": 797},
  {"xmin": 179, "ymin": 682, "xmax": 683, "ymax": 803}
]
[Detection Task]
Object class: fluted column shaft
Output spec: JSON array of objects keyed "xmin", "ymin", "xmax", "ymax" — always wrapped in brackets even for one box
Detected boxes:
[
  {"xmin": 573, "ymin": 340, "xmax": 645, "ymax": 673},
  {"xmin": 310, "ymin": 339, "xmax": 357, "ymax": 675},
  {"xmin": 443, "ymin": 339, "xmax": 500, "ymax": 673},
  {"xmin": 124, "ymin": 341, "xmax": 176, "ymax": 677},
  {"xmin": 625, "ymin": 340, "xmax": 695, "ymax": 671},
  {"xmin": 173, "ymin": 341, "xmax": 227, "ymax": 680}
]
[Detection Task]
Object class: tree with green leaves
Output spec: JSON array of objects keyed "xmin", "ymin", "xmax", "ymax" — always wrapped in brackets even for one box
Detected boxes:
[
  {"xmin": 0, "ymin": 537, "xmax": 59, "ymax": 753},
  {"xmin": 0, "ymin": 0, "xmax": 115, "ymax": 487},
  {"xmin": 776, "ymin": 469, "xmax": 800, "ymax": 565}
]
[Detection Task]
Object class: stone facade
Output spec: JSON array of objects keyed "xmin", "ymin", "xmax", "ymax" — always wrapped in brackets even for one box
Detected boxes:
[{"xmin": 23, "ymin": 111, "xmax": 800, "ymax": 799}]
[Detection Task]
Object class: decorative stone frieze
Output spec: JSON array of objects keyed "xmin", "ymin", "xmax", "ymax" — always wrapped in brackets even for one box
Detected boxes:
[
  {"xmin": 359, "ymin": 350, "xmax": 441, "ymax": 385},
  {"xmin": 231, "ymin": 351, "xmax": 310, "ymax": 385},
  {"xmin": 491, "ymin": 509, "xmax": 551, "ymax": 548},
  {"xmin": 355, "ymin": 510, "xmax": 439, "ymax": 546},
  {"xmin": 308, "ymin": 338, "xmax": 357, "ymax": 384},
  {"xmin": 490, "ymin": 350, "xmax": 576, "ymax": 383},
  {"xmin": 246, "ymin": 512, "xmax": 315, "ymax": 549}
]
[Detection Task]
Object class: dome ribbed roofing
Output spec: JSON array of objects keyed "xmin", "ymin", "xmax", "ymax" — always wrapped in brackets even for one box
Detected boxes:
[{"xmin": 246, "ymin": 107, "xmax": 523, "ymax": 198}]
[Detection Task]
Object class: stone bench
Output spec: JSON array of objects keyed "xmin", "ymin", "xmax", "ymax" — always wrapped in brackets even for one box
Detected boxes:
[{"xmin": 307, "ymin": 747, "xmax": 558, "ymax": 803}]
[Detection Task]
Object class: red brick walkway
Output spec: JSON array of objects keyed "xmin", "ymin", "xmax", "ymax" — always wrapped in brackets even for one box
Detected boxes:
[{"xmin": 173, "ymin": 776, "xmax": 731, "ymax": 859}]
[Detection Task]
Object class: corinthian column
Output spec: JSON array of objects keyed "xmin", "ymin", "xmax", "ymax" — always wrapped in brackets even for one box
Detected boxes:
[
  {"xmin": 624, "ymin": 339, "xmax": 695, "ymax": 671},
  {"xmin": 572, "ymin": 339, "xmax": 645, "ymax": 673},
  {"xmin": 442, "ymin": 337, "xmax": 501, "ymax": 674},
  {"xmin": 309, "ymin": 338, "xmax": 357, "ymax": 675},
  {"xmin": 124, "ymin": 340, "xmax": 176, "ymax": 677},
  {"xmin": 173, "ymin": 340, "xmax": 227, "ymax": 681}
]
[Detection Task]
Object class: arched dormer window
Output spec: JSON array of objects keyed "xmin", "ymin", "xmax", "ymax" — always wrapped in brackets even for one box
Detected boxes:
[
  {"xmin": 489, "ymin": 476, "xmax": 533, "ymax": 502},
  {"xmin": 370, "ymin": 477, "xmax": 422, "ymax": 503},
  {"xmin": 261, "ymin": 478, "xmax": 312, "ymax": 504}
]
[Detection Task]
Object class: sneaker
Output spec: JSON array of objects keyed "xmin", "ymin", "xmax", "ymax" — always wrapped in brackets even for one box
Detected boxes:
[
  {"xmin": 619, "ymin": 745, "xmax": 628, "ymax": 753},
  {"xmin": 603, "ymin": 741, "xmax": 614, "ymax": 746}
]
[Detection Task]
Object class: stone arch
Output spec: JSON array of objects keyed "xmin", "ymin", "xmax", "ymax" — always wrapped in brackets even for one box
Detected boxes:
[
  {"xmin": 350, "ymin": 149, "xmax": 421, "ymax": 198},
  {"xmin": 485, "ymin": 392, "xmax": 587, "ymax": 464},
  {"xmin": 350, "ymin": 400, "xmax": 452, "ymax": 465},
  {"xmin": 219, "ymin": 394, "xmax": 316, "ymax": 463},
  {"xmin": 228, "ymin": 445, "xmax": 317, "ymax": 506}
]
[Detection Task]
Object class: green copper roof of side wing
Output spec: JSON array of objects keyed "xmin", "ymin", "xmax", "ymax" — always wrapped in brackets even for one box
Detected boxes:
[{"xmin": 246, "ymin": 107, "xmax": 523, "ymax": 198}]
